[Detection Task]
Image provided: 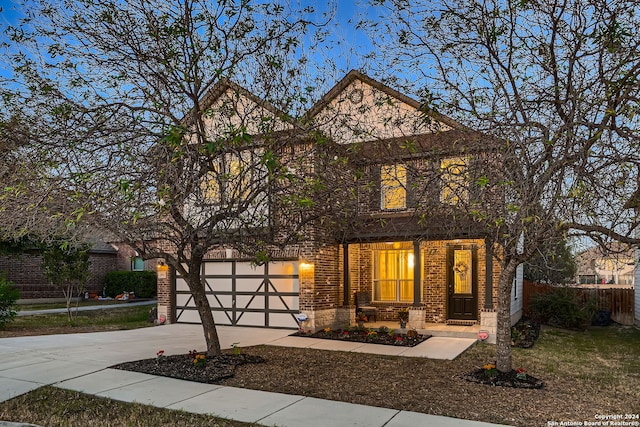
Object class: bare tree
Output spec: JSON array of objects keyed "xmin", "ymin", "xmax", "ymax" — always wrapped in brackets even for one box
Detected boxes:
[
  {"xmin": 364, "ymin": 0, "xmax": 640, "ymax": 371},
  {"xmin": 1, "ymin": 0, "xmax": 333, "ymax": 355}
]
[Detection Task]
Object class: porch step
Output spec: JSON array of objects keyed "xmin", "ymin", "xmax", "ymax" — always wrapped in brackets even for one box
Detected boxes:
[
  {"xmin": 421, "ymin": 328, "xmax": 479, "ymax": 339},
  {"xmin": 421, "ymin": 322, "xmax": 481, "ymax": 339}
]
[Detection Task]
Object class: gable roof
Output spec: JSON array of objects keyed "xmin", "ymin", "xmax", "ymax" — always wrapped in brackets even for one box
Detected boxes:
[
  {"xmin": 182, "ymin": 78, "xmax": 302, "ymax": 132},
  {"xmin": 304, "ymin": 69, "xmax": 468, "ymax": 132}
]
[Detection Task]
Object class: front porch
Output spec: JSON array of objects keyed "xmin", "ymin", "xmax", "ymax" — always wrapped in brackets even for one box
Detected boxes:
[{"xmin": 341, "ymin": 239, "xmax": 497, "ymax": 325}]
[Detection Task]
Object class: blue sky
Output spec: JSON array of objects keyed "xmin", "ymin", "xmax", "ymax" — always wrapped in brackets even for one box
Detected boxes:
[
  {"xmin": 0, "ymin": 0, "xmax": 20, "ymax": 26},
  {"xmin": 0, "ymin": 0, "xmax": 382, "ymax": 86},
  {"xmin": 0, "ymin": 0, "xmax": 376, "ymax": 62}
]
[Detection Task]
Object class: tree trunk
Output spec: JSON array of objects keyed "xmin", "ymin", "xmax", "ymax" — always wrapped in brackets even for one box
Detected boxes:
[
  {"xmin": 64, "ymin": 285, "xmax": 73, "ymax": 323},
  {"xmin": 495, "ymin": 258, "xmax": 518, "ymax": 373},
  {"xmin": 186, "ymin": 270, "xmax": 222, "ymax": 356}
]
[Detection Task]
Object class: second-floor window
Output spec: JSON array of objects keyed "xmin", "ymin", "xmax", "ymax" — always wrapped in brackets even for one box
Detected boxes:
[
  {"xmin": 201, "ymin": 153, "xmax": 257, "ymax": 205},
  {"xmin": 381, "ymin": 164, "xmax": 407, "ymax": 210},
  {"xmin": 440, "ymin": 156, "xmax": 468, "ymax": 205}
]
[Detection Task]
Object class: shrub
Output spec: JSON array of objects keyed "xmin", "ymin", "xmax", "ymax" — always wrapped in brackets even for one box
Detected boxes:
[
  {"xmin": 0, "ymin": 273, "xmax": 20, "ymax": 327},
  {"xmin": 104, "ymin": 271, "xmax": 157, "ymax": 299},
  {"xmin": 528, "ymin": 286, "xmax": 596, "ymax": 330}
]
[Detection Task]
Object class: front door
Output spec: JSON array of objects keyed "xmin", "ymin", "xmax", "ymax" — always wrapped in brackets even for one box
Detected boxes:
[{"xmin": 447, "ymin": 246, "xmax": 478, "ymax": 320}]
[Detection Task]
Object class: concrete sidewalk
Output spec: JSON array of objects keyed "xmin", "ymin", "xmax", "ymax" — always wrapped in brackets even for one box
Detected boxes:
[{"xmin": 0, "ymin": 324, "xmax": 505, "ymax": 427}]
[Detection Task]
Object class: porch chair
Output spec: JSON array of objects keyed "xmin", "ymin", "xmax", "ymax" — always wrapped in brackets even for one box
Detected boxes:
[{"xmin": 355, "ymin": 291, "xmax": 378, "ymax": 322}]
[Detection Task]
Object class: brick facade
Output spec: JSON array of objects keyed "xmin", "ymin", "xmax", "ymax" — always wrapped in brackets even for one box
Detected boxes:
[{"xmin": 0, "ymin": 251, "xmax": 118, "ymax": 300}]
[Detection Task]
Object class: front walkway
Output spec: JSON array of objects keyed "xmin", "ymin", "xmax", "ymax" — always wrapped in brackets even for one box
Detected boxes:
[{"xmin": 0, "ymin": 324, "xmax": 504, "ymax": 427}]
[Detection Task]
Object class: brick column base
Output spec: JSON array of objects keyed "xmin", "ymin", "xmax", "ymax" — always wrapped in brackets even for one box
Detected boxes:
[
  {"xmin": 408, "ymin": 307, "xmax": 426, "ymax": 329},
  {"xmin": 297, "ymin": 307, "xmax": 354, "ymax": 332},
  {"xmin": 480, "ymin": 309, "xmax": 497, "ymax": 344}
]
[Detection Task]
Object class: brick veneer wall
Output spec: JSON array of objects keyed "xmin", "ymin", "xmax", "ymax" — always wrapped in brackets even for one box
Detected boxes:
[
  {"xmin": 310, "ymin": 245, "xmax": 341, "ymax": 311},
  {"xmin": 1, "ymin": 251, "xmax": 117, "ymax": 300}
]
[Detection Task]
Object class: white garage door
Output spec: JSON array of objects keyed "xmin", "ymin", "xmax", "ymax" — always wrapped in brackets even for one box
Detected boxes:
[{"xmin": 174, "ymin": 260, "xmax": 299, "ymax": 328}]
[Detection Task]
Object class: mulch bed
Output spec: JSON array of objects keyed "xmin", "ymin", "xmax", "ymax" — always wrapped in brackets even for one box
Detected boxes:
[
  {"xmin": 292, "ymin": 326, "xmax": 430, "ymax": 347},
  {"xmin": 111, "ymin": 352, "xmax": 265, "ymax": 384},
  {"xmin": 463, "ymin": 368, "xmax": 544, "ymax": 389}
]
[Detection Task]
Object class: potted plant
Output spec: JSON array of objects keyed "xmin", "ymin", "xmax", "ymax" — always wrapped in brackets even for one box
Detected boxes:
[
  {"xmin": 397, "ymin": 308, "xmax": 409, "ymax": 328},
  {"xmin": 355, "ymin": 311, "xmax": 368, "ymax": 328}
]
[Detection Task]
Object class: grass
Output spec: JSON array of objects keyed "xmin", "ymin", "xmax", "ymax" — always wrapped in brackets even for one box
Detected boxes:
[
  {"xmin": 0, "ymin": 304, "xmax": 153, "ymax": 337},
  {"xmin": 18, "ymin": 299, "xmax": 124, "ymax": 311},
  {"xmin": 515, "ymin": 325, "xmax": 640, "ymax": 389},
  {"xmin": 0, "ymin": 386, "xmax": 256, "ymax": 427}
]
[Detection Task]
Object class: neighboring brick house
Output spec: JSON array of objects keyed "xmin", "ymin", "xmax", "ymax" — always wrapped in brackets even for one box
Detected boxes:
[
  {"xmin": 575, "ymin": 243, "xmax": 635, "ymax": 287},
  {"xmin": 158, "ymin": 71, "xmax": 523, "ymax": 341},
  {"xmin": 0, "ymin": 237, "xmax": 156, "ymax": 301},
  {"xmin": 0, "ymin": 239, "xmax": 117, "ymax": 301}
]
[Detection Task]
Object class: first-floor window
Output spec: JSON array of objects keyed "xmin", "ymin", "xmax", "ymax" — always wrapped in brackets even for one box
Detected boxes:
[
  {"xmin": 131, "ymin": 256, "xmax": 144, "ymax": 271},
  {"xmin": 373, "ymin": 249, "xmax": 414, "ymax": 302}
]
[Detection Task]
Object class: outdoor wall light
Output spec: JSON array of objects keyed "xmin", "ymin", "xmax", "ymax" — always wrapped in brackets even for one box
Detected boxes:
[{"xmin": 299, "ymin": 260, "xmax": 314, "ymax": 269}]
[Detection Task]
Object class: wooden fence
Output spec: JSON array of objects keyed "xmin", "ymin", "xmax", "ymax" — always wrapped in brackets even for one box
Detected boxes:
[{"xmin": 523, "ymin": 280, "xmax": 635, "ymax": 325}]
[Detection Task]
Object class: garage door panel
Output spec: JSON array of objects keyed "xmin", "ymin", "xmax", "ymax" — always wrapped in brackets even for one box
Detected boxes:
[
  {"xmin": 204, "ymin": 262, "xmax": 232, "ymax": 275},
  {"xmin": 236, "ymin": 262, "xmax": 260, "ymax": 275},
  {"xmin": 236, "ymin": 278, "xmax": 263, "ymax": 292},
  {"xmin": 213, "ymin": 310, "xmax": 232, "ymax": 325},
  {"xmin": 175, "ymin": 259, "xmax": 299, "ymax": 328},
  {"xmin": 177, "ymin": 310, "xmax": 201, "ymax": 323},
  {"xmin": 236, "ymin": 295, "xmax": 264, "ymax": 309},
  {"xmin": 208, "ymin": 294, "xmax": 233, "ymax": 308},
  {"xmin": 269, "ymin": 295, "xmax": 298, "ymax": 310},
  {"xmin": 176, "ymin": 278, "xmax": 189, "ymax": 292},
  {"xmin": 204, "ymin": 278, "xmax": 233, "ymax": 289},
  {"xmin": 236, "ymin": 312, "xmax": 266, "ymax": 327},
  {"xmin": 176, "ymin": 293, "xmax": 193, "ymax": 307}
]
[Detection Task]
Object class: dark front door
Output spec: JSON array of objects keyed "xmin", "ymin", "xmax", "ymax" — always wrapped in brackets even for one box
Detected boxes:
[{"xmin": 447, "ymin": 246, "xmax": 478, "ymax": 320}]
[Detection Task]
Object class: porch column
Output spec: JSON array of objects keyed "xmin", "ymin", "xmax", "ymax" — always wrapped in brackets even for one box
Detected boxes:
[
  {"xmin": 413, "ymin": 240, "xmax": 421, "ymax": 307},
  {"xmin": 485, "ymin": 239, "xmax": 494, "ymax": 309},
  {"xmin": 343, "ymin": 243, "xmax": 351, "ymax": 307}
]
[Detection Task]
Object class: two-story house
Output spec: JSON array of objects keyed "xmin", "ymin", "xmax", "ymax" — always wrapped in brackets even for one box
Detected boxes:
[{"xmin": 156, "ymin": 71, "xmax": 523, "ymax": 341}]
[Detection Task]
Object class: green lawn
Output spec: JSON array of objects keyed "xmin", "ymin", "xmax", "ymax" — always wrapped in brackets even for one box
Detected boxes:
[
  {"xmin": 0, "ymin": 304, "xmax": 153, "ymax": 337},
  {"xmin": 515, "ymin": 324, "xmax": 640, "ymax": 389},
  {"xmin": 0, "ymin": 387, "xmax": 256, "ymax": 427},
  {"xmin": 18, "ymin": 299, "xmax": 124, "ymax": 311}
]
